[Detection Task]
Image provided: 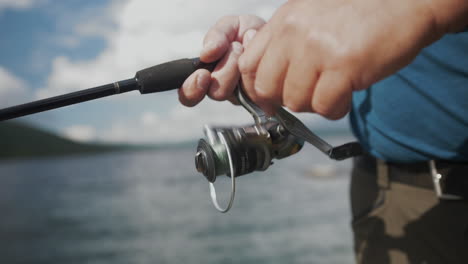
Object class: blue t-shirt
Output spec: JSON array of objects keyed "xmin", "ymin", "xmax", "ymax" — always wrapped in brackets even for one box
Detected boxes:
[{"xmin": 350, "ymin": 32, "xmax": 468, "ymax": 163}]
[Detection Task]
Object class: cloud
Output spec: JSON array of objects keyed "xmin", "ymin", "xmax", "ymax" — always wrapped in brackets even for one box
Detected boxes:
[
  {"xmin": 52, "ymin": 1, "xmax": 122, "ymax": 49},
  {"xmin": 63, "ymin": 125, "xmax": 96, "ymax": 142},
  {"xmin": 39, "ymin": 0, "xmax": 344, "ymax": 144},
  {"xmin": 37, "ymin": 0, "xmax": 284, "ymax": 98},
  {"xmin": 0, "ymin": 67, "xmax": 30, "ymax": 107},
  {"xmin": 0, "ymin": 0, "xmax": 38, "ymax": 11}
]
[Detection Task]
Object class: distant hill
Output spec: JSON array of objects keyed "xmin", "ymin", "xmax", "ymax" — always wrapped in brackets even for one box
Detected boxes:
[
  {"xmin": 0, "ymin": 119, "xmax": 353, "ymax": 160},
  {"xmin": 0, "ymin": 121, "xmax": 128, "ymax": 159}
]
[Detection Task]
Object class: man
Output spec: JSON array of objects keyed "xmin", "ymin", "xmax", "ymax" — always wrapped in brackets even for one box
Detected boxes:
[{"xmin": 179, "ymin": 0, "xmax": 468, "ymax": 263}]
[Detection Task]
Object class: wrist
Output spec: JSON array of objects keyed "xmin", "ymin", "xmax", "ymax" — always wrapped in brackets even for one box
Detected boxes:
[{"xmin": 425, "ymin": 0, "xmax": 468, "ymax": 34}]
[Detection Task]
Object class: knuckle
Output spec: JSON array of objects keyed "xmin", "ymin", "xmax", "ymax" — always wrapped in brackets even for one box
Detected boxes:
[
  {"xmin": 327, "ymin": 112, "xmax": 344, "ymax": 121},
  {"xmin": 255, "ymin": 90, "xmax": 271, "ymax": 101},
  {"xmin": 282, "ymin": 83, "xmax": 310, "ymax": 113},
  {"xmin": 208, "ymin": 75, "xmax": 238, "ymax": 101},
  {"xmin": 238, "ymin": 14, "xmax": 250, "ymax": 23},
  {"xmin": 208, "ymin": 85, "xmax": 230, "ymax": 101},
  {"xmin": 217, "ymin": 15, "xmax": 237, "ymax": 26},
  {"xmin": 333, "ymin": 47, "xmax": 357, "ymax": 68},
  {"xmin": 242, "ymin": 86, "xmax": 260, "ymax": 103},
  {"xmin": 178, "ymin": 94, "xmax": 197, "ymax": 107},
  {"xmin": 182, "ymin": 101, "xmax": 197, "ymax": 107},
  {"xmin": 327, "ymin": 42, "xmax": 363, "ymax": 72},
  {"xmin": 208, "ymin": 92, "xmax": 224, "ymax": 101},
  {"xmin": 304, "ymin": 31, "xmax": 358, "ymax": 71},
  {"xmin": 255, "ymin": 91, "xmax": 274, "ymax": 104},
  {"xmin": 254, "ymin": 81, "xmax": 280, "ymax": 103},
  {"xmin": 208, "ymin": 91, "xmax": 225, "ymax": 101},
  {"xmin": 304, "ymin": 30, "xmax": 323, "ymax": 52},
  {"xmin": 278, "ymin": 14, "xmax": 299, "ymax": 36},
  {"xmin": 180, "ymin": 93, "xmax": 201, "ymax": 107},
  {"xmin": 312, "ymin": 100, "xmax": 338, "ymax": 119},
  {"xmin": 253, "ymin": 84, "xmax": 271, "ymax": 100},
  {"xmin": 185, "ymin": 90, "xmax": 201, "ymax": 101},
  {"xmin": 239, "ymin": 14, "xmax": 266, "ymax": 27},
  {"xmin": 283, "ymin": 13, "xmax": 299, "ymax": 28},
  {"xmin": 238, "ymin": 56, "xmax": 255, "ymax": 75},
  {"xmin": 209, "ymin": 94, "xmax": 227, "ymax": 101},
  {"xmin": 287, "ymin": 104, "xmax": 303, "ymax": 113},
  {"xmin": 283, "ymin": 98, "xmax": 303, "ymax": 113}
]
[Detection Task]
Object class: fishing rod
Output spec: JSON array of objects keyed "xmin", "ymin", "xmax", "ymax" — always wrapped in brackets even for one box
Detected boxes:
[
  {"xmin": 0, "ymin": 58, "xmax": 216, "ymax": 121},
  {"xmin": 0, "ymin": 57, "xmax": 363, "ymax": 213}
]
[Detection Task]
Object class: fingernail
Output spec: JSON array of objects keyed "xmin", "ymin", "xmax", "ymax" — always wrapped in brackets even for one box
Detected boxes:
[
  {"xmin": 197, "ymin": 74, "xmax": 210, "ymax": 90},
  {"xmin": 232, "ymin": 42, "xmax": 244, "ymax": 55},
  {"xmin": 243, "ymin": 29, "xmax": 257, "ymax": 46}
]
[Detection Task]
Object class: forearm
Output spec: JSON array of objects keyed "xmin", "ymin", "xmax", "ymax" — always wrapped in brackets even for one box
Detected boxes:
[{"xmin": 427, "ymin": 0, "xmax": 468, "ymax": 34}]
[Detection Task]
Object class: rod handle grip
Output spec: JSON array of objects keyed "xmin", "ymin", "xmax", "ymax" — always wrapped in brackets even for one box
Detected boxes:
[{"xmin": 135, "ymin": 58, "xmax": 216, "ymax": 94}]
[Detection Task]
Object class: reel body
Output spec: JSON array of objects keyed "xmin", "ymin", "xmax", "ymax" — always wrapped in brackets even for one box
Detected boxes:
[
  {"xmin": 194, "ymin": 82, "xmax": 363, "ymax": 213},
  {"xmin": 196, "ymin": 121, "xmax": 303, "ymax": 182}
]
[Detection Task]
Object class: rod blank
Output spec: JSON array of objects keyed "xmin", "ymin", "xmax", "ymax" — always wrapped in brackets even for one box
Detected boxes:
[{"xmin": 0, "ymin": 78, "xmax": 138, "ymax": 122}]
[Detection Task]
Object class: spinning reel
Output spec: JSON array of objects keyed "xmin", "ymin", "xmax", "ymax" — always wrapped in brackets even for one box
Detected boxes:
[{"xmin": 195, "ymin": 83, "xmax": 363, "ymax": 213}]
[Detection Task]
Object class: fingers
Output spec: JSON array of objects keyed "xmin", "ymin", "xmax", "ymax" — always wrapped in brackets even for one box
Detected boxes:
[
  {"xmin": 238, "ymin": 24, "xmax": 272, "ymax": 105},
  {"xmin": 208, "ymin": 42, "xmax": 244, "ymax": 101},
  {"xmin": 182, "ymin": 10, "xmax": 353, "ymax": 121},
  {"xmin": 184, "ymin": 15, "xmax": 266, "ymax": 107},
  {"xmin": 312, "ymin": 70, "xmax": 353, "ymax": 120},
  {"xmin": 178, "ymin": 69, "xmax": 211, "ymax": 107},
  {"xmin": 179, "ymin": 40, "xmax": 244, "ymax": 106},
  {"xmin": 253, "ymin": 41, "xmax": 289, "ymax": 115},
  {"xmin": 237, "ymin": 15, "xmax": 266, "ymax": 42},
  {"xmin": 201, "ymin": 15, "xmax": 265, "ymax": 63},
  {"xmin": 201, "ymin": 16, "xmax": 239, "ymax": 62},
  {"xmin": 282, "ymin": 54, "xmax": 318, "ymax": 113}
]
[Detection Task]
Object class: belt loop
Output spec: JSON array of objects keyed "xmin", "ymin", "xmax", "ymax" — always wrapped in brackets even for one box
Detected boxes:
[{"xmin": 377, "ymin": 159, "xmax": 390, "ymax": 189}]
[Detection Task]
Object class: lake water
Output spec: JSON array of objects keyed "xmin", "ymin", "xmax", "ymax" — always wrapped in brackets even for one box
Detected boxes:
[{"xmin": 0, "ymin": 139, "xmax": 356, "ymax": 263}]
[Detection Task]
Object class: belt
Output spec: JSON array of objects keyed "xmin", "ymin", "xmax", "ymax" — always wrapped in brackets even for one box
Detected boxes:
[{"xmin": 368, "ymin": 155, "xmax": 468, "ymax": 200}]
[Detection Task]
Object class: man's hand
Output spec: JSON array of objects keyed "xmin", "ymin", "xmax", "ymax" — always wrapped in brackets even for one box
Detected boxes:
[
  {"xmin": 178, "ymin": 15, "xmax": 265, "ymax": 107},
  {"xmin": 237, "ymin": 0, "xmax": 444, "ymax": 119},
  {"xmin": 179, "ymin": 0, "xmax": 468, "ymax": 119}
]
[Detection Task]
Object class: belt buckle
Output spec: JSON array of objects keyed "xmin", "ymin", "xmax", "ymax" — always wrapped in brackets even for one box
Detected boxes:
[{"xmin": 429, "ymin": 160, "xmax": 463, "ymax": 200}]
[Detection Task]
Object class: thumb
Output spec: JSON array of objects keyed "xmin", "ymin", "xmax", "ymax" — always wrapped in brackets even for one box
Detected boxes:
[{"xmin": 243, "ymin": 29, "xmax": 257, "ymax": 47}]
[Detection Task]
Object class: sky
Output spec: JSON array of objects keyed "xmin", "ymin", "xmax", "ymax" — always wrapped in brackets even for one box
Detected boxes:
[{"xmin": 0, "ymin": 0, "xmax": 350, "ymax": 144}]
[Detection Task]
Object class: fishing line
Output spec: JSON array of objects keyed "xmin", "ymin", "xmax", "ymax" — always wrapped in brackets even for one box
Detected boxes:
[{"xmin": 208, "ymin": 132, "xmax": 236, "ymax": 213}]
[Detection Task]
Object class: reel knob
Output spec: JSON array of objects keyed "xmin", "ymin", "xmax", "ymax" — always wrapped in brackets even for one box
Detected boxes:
[{"xmin": 195, "ymin": 139, "xmax": 217, "ymax": 183}]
